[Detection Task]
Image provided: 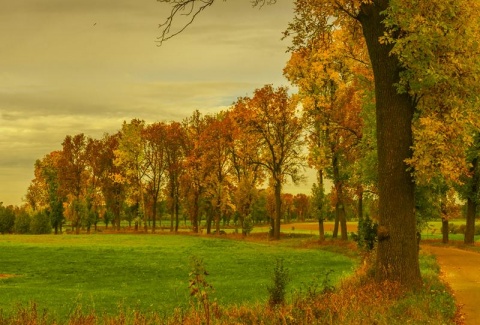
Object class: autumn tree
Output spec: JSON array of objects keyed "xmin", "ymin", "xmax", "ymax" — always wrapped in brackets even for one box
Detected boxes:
[
  {"xmin": 381, "ymin": 2, "xmax": 480, "ymax": 246},
  {"xmin": 310, "ymin": 178, "xmax": 329, "ymax": 241},
  {"xmin": 293, "ymin": 193, "xmax": 309, "ymax": 222},
  {"xmin": 99, "ymin": 133, "xmax": 126, "ymax": 231},
  {"xmin": 164, "ymin": 122, "xmax": 186, "ymax": 232},
  {"xmin": 228, "ymin": 106, "xmax": 265, "ymax": 235},
  {"xmin": 181, "ymin": 110, "xmax": 210, "ymax": 233},
  {"xmin": 284, "ymin": 18, "xmax": 368, "ymax": 241},
  {"xmin": 85, "ymin": 137, "xmax": 106, "ymax": 232},
  {"xmin": 29, "ymin": 151, "xmax": 64, "ymax": 234},
  {"xmin": 114, "ymin": 119, "xmax": 149, "ymax": 231},
  {"xmin": 234, "ymin": 85, "xmax": 305, "ymax": 240},
  {"xmin": 200, "ymin": 112, "xmax": 234, "ymax": 234},
  {"xmin": 282, "ymin": 0, "xmax": 480, "ymax": 286},
  {"xmin": 143, "ymin": 122, "xmax": 168, "ymax": 232},
  {"xmin": 58, "ymin": 134, "xmax": 90, "ymax": 234}
]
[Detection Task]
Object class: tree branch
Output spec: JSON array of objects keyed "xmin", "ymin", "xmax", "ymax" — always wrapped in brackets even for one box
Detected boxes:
[
  {"xmin": 157, "ymin": 0, "xmax": 277, "ymax": 45},
  {"xmin": 157, "ymin": 0, "xmax": 216, "ymax": 46},
  {"xmin": 333, "ymin": 1, "xmax": 360, "ymax": 20},
  {"xmin": 251, "ymin": 0, "xmax": 277, "ymax": 8}
]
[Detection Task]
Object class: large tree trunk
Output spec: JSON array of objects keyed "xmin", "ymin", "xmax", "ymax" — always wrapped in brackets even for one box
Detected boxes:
[{"xmin": 359, "ymin": 2, "xmax": 422, "ymax": 288}]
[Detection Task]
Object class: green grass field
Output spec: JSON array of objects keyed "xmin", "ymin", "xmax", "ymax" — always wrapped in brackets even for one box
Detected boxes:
[{"xmin": 0, "ymin": 234, "xmax": 355, "ymax": 321}]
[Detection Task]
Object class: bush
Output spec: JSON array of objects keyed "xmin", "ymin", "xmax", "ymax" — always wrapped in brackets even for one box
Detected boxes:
[
  {"xmin": 30, "ymin": 211, "xmax": 52, "ymax": 234},
  {"xmin": 352, "ymin": 215, "xmax": 378, "ymax": 250},
  {"xmin": 0, "ymin": 205, "xmax": 15, "ymax": 234},
  {"xmin": 267, "ymin": 258, "xmax": 290, "ymax": 307},
  {"xmin": 14, "ymin": 211, "xmax": 31, "ymax": 234},
  {"xmin": 449, "ymin": 223, "xmax": 480, "ymax": 235},
  {"xmin": 242, "ymin": 215, "xmax": 254, "ymax": 236}
]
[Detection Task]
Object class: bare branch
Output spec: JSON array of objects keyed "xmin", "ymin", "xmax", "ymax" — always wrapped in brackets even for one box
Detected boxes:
[
  {"xmin": 251, "ymin": 0, "xmax": 277, "ymax": 9},
  {"xmin": 157, "ymin": 0, "xmax": 215, "ymax": 46},
  {"xmin": 157, "ymin": 0, "xmax": 277, "ymax": 45}
]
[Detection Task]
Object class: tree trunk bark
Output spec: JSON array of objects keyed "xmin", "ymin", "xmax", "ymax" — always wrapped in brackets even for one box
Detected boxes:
[
  {"xmin": 359, "ymin": 2, "xmax": 422, "ymax": 288},
  {"xmin": 317, "ymin": 169, "xmax": 326, "ymax": 242},
  {"xmin": 152, "ymin": 200, "xmax": 157, "ymax": 234},
  {"xmin": 358, "ymin": 188, "xmax": 364, "ymax": 221},
  {"xmin": 333, "ymin": 211, "xmax": 339, "ymax": 239},
  {"xmin": 174, "ymin": 196, "xmax": 180, "ymax": 233},
  {"xmin": 440, "ymin": 197, "xmax": 448, "ymax": 244},
  {"xmin": 274, "ymin": 180, "xmax": 282, "ymax": 240},
  {"xmin": 465, "ymin": 198, "xmax": 476, "ymax": 244},
  {"xmin": 332, "ymin": 154, "xmax": 348, "ymax": 240},
  {"xmin": 215, "ymin": 212, "xmax": 221, "ymax": 235},
  {"xmin": 441, "ymin": 218, "xmax": 449, "ymax": 244},
  {"xmin": 465, "ymin": 157, "xmax": 478, "ymax": 245},
  {"xmin": 269, "ymin": 216, "xmax": 275, "ymax": 239},
  {"xmin": 339, "ymin": 202, "xmax": 348, "ymax": 241},
  {"xmin": 318, "ymin": 218, "xmax": 325, "ymax": 242},
  {"xmin": 192, "ymin": 193, "xmax": 199, "ymax": 233}
]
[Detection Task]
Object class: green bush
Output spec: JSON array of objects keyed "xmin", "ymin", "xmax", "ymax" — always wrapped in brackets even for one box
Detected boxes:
[
  {"xmin": 0, "ymin": 205, "xmax": 15, "ymax": 234},
  {"xmin": 14, "ymin": 211, "xmax": 31, "ymax": 234},
  {"xmin": 242, "ymin": 215, "xmax": 254, "ymax": 236},
  {"xmin": 267, "ymin": 258, "xmax": 290, "ymax": 307},
  {"xmin": 448, "ymin": 223, "xmax": 480, "ymax": 235},
  {"xmin": 352, "ymin": 215, "xmax": 378, "ymax": 250},
  {"xmin": 30, "ymin": 211, "xmax": 52, "ymax": 234}
]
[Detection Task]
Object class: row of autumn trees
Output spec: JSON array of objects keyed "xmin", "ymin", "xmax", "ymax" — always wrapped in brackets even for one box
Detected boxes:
[
  {"xmin": 18, "ymin": 0, "xmax": 480, "ymax": 247},
  {"xmin": 23, "ymin": 86, "xmax": 314, "ymax": 239}
]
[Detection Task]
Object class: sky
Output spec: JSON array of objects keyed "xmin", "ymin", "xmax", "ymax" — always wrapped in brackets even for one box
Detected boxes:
[{"xmin": 0, "ymin": 0, "xmax": 314, "ymax": 206}]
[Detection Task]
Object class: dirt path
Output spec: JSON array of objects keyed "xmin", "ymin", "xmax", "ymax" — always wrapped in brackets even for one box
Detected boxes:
[{"xmin": 423, "ymin": 246, "xmax": 480, "ymax": 325}]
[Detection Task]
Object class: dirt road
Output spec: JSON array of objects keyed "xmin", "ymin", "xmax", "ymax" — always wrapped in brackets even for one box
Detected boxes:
[{"xmin": 424, "ymin": 246, "xmax": 480, "ymax": 325}]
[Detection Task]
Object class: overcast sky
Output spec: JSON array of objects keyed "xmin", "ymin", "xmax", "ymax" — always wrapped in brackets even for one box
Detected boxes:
[{"xmin": 0, "ymin": 0, "xmax": 314, "ymax": 206}]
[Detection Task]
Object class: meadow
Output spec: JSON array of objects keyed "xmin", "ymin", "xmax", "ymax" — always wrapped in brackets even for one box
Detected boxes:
[{"xmin": 0, "ymin": 234, "xmax": 355, "ymax": 321}]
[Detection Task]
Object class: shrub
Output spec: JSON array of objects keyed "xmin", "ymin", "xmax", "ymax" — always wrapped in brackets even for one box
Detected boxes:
[
  {"xmin": 0, "ymin": 205, "xmax": 15, "ymax": 234},
  {"xmin": 14, "ymin": 211, "xmax": 31, "ymax": 234},
  {"xmin": 242, "ymin": 214, "xmax": 254, "ymax": 236},
  {"xmin": 267, "ymin": 258, "xmax": 290, "ymax": 307},
  {"xmin": 188, "ymin": 256, "xmax": 215, "ymax": 325},
  {"xmin": 449, "ymin": 223, "xmax": 480, "ymax": 236},
  {"xmin": 352, "ymin": 215, "xmax": 378, "ymax": 250},
  {"xmin": 30, "ymin": 211, "xmax": 52, "ymax": 234}
]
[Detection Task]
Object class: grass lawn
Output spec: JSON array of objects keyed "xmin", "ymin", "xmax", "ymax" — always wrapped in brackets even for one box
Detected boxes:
[{"xmin": 0, "ymin": 234, "xmax": 355, "ymax": 321}]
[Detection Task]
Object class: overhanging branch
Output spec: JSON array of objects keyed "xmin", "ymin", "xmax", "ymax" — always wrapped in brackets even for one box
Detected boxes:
[
  {"xmin": 157, "ymin": 0, "xmax": 277, "ymax": 45},
  {"xmin": 157, "ymin": 0, "xmax": 216, "ymax": 46}
]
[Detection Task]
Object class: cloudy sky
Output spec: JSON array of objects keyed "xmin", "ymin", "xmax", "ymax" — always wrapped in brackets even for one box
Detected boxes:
[{"xmin": 0, "ymin": 0, "xmax": 313, "ymax": 206}]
